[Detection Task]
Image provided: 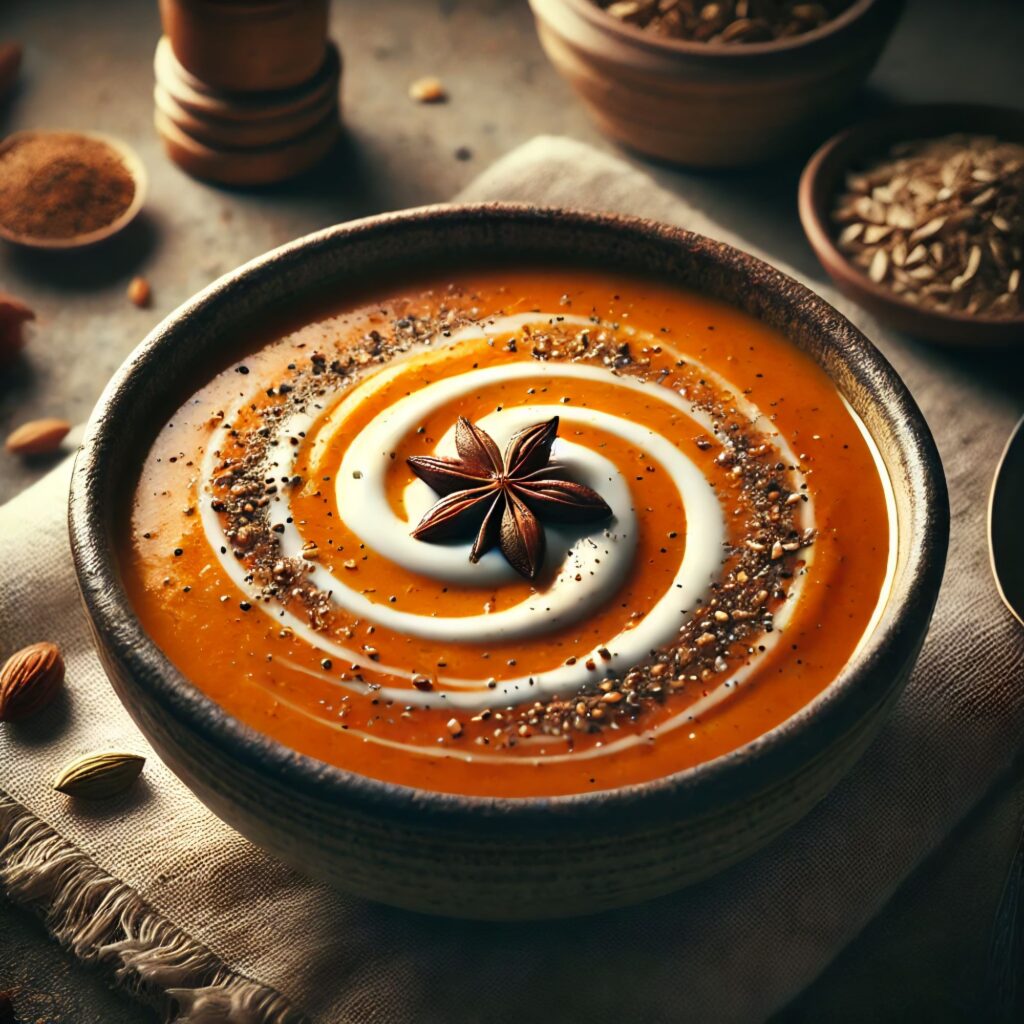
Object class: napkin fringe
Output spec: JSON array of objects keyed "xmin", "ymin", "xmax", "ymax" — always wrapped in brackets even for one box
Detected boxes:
[{"xmin": 0, "ymin": 794, "xmax": 304, "ymax": 1024}]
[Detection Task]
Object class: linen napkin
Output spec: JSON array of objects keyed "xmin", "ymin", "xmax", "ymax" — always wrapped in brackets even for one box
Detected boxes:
[{"xmin": 2, "ymin": 136, "xmax": 1024, "ymax": 1024}]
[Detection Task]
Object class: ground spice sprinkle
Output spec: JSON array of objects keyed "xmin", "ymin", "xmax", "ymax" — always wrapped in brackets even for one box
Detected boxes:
[
  {"xmin": 0, "ymin": 132, "xmax": 136, "ymax": 240},
  {"xmin": 196, "ymin": 298, "xmax": 814, "ymax": 753}
]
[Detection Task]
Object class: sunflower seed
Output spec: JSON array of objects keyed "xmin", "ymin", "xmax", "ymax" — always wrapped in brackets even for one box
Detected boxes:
[{"xmin": 831, "ymin": 133, "xmax": 1024, "ymax": 319}]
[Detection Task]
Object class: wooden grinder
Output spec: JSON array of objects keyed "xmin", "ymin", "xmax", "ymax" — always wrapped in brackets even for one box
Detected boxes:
[{"xmin": 155, "ymin": 0, "xmax": 341, "ymax": 185}]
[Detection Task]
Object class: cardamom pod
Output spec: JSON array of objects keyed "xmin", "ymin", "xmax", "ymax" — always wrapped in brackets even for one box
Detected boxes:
[{"xmin": 53, "ymin": 751, "xmax": 145, "ymax": 799}]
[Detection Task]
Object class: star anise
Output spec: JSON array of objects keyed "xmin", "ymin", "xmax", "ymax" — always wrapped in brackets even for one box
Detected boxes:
[{"xmin": 407, "ymin": 416, "xmax": 612, "ymax": 579}]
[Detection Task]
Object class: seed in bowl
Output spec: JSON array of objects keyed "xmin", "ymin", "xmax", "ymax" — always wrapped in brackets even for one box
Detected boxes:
[
  {"xmin": 832, "ymin": 134, "xmax": 1024, "ymax": 319},
  {"xmin": 593, "ymin": 0, "xmax": 852, "ymax": 43}
]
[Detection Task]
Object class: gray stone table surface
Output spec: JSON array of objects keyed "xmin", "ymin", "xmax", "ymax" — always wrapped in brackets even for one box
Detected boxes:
[{"xmin": 1, "ymin": 0, "xmax": 1023, "ymax": 1021}]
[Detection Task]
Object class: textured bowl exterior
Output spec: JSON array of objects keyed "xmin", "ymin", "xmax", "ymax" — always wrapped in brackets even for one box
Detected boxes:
[
  {"xmin": 69, "ymin": 205, "xmax": 948, "ymax": 919},
  {"xmin": 528, "ymin": 0, "xmax": 904, "ymax": 167},
  {"xmin": 799, "ymin": 103, "xmax": 1024, "ymax": 346},
  {"xmin": 528, "ymin": 0, "xmax": 905, "ymax": 165}
]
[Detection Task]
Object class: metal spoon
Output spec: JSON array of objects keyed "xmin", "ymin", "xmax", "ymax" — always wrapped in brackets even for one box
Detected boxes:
[{"xmin": 989, "ymin": 415, "xmax": 1024, "ymax": 627}]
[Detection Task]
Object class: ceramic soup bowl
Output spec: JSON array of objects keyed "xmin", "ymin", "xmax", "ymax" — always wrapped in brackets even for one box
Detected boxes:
[{"xmin": 69, "ymin": 205, "xmax": 947, "ymax": 920}]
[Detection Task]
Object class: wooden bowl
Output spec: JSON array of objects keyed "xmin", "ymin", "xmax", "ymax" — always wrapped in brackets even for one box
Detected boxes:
[
  {"xmin": 0, "ymin": 131, "xmax": 147, "ymax": 251},
  {"xmin": 527, "ymin": 0, "xmax": 905, "ymax": 167},
  {"xmin": 69, "ymin": 206, "xmax": 948, "ymax": 919},
  {"xmin": 799, "ymin": 103, "xmax": 1024, "ymax": 346}
]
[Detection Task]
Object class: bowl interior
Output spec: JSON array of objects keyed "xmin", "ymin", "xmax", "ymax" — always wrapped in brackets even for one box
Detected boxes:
[
  {"xmin": 799, "ymin": 103, "xmax": 1024, "ymax": 343},
  {"xmin": 69, "ymin": 205, "xmax": 948, "ymax": 827},
  {"xmin": 558, "ymin": 0, "xmax": 882, "ymax": 58}
]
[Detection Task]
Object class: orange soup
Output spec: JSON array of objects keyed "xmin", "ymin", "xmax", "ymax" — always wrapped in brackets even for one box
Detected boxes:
[{"xmin": 123, "ymin": 268, "xmax": 893, "ymax": 797}]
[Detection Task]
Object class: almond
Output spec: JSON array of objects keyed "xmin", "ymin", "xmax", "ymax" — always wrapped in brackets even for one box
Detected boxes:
[
  {"xmin": 408, "ymin": 76, "xmax": 446, "ymax": 103},
  {"xmin": 5, "ymin": 417, "xmax": 71, "ymax": 456},
  {"xmin": 0, "ymin": 641, "xmax": 65, "ymax": 722},
  {"xmin": 0, "ymin": 42, "xmax": 22, "ymax": 102},
  {"xmin": 127, "ymin": 276, "xmax": 151, "ymax": 308},
  {"xmin": 0, "ymin": 293, "xmax": 34, "ymax": 370}
]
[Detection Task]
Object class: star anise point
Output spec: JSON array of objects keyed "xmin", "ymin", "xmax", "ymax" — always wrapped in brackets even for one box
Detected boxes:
[{"xmin": 408, "ymin": 416, "xmax": 612, "ymax": 580}]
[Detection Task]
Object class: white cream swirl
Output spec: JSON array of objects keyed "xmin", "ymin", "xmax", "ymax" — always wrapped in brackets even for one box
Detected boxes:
[{"xmin": 200, "ymin": 314, "xmax": 820, "ymax": 721}]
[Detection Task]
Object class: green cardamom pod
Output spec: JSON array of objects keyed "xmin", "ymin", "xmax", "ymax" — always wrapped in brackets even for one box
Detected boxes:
[{"xmin": 53, "ymin": 751, "xmax": 145, "ymax": 799}]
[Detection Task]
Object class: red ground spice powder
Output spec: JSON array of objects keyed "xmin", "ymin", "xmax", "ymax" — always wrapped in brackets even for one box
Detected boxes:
[{"xmin": 0, "ymin": 132, "xmax": 136, "ymax": 240}]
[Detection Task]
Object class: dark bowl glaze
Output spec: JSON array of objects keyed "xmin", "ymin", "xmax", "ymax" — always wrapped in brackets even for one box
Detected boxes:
[
  {"xmin": 799, "ymin": 103, "xmax": 1024, "ymax": 346},
  {"xmin": 528, "ymin": 0, "xmax": 905, "ymax": 167},
  {"xmin": 69, "ymin": 205, "xmax": 948, "ymax": 919}
]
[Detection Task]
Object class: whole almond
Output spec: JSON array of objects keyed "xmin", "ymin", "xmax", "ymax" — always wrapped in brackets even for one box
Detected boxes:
[
  {"xmin": 0, "ymin": 293, "xmax": 34, "ymax": 369},
  {"xmin": 0, "ymin": 641, "xmax": 64, "ymax": 722},
  {"xmin": 408, "ymin": 76, "xmax": 447, "ymax": 103},
  {"xmin": 53, "ymin": 751, "xmax": 145, "ymax": 799},
  {"xmin": 0, "ymin": 42, "xmax": 22, "ymax": 101},
  {"xmin": 127, "ymin": 275, "xmax": 151, "ymax": 308},
  {"xmin": 5, "ymin": 417, "xmax": 71, "ymax": 456}
]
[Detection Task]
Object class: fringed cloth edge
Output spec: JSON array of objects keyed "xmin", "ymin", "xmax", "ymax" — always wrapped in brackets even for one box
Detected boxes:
[{"xmin": 0, "ymin": 792, "xmax": 305, "ymax": 1024}]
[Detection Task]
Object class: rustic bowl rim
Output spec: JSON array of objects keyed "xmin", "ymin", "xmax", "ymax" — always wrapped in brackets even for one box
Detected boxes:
[
  {"xmin": 546, "ymin": 0, "xmax": 884, "ymax": 59},
  {"xmin": 69, "ymin": 203, "xmax": 948, "ymax": 828},
  {"xmin": 0, "ymin": 130, "xmax": 147, "ymax": 251},
  {"xmin": 798, "ymin": 102, "xmax": 1024, "ymax": 341},
  {"xmin": 988, "ymin": 414, "xmax": 1024, "ymax": 629}
]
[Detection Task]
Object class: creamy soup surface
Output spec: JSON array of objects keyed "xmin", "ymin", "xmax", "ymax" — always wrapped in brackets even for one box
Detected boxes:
[{"xmin": 124, "ymin": 267, "xmax": 893, "ymax": 797}]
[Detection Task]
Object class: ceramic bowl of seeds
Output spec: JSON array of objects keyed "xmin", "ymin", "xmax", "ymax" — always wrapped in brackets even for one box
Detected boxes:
[
  {"xmin": 0, "ymin": 130, "xmax": 147, "ymax": 251},
  {"xmin": 528, "ymin": 0, "xmax": 905, "ymax": 167},
  {"xmin": 799, "ymin": 104, "xmax": 1024, "ymax": 345}
]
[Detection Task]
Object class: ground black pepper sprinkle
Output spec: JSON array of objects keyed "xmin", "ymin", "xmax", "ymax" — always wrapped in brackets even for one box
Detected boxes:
[{"xmin": 204, "ymin": 299, "xmax": 813, "ymax": 750}]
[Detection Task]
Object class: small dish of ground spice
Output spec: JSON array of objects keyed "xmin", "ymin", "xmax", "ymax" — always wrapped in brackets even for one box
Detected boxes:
[
  {"xmin": 799, "ymin": 104, "xmax": 1024, "ymax": 345},
  {"xmin": 0, "ymin": 130, "xmax": 146, "ymax": 250}
]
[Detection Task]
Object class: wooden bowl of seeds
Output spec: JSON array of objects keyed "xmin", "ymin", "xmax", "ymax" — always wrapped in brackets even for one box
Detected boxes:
[
  {"xmin": 528, "ymin": 0, "xmax": 905, "ymax": 167},
  {"xmin": 799, "ymin": 104, "xmax": 1024, "ymax": 345}
]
